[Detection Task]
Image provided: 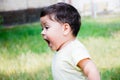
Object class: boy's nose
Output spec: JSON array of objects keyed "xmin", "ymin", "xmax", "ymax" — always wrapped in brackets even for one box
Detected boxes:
[{"xmin": 41, "ymin": 30, "xmax": 45, "ymax": 36}]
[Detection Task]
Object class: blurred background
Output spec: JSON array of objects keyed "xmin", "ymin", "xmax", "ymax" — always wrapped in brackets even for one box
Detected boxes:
[
  {"xmin": 0, "ymin": 0, "xmax": 120, "ymax": 80},
  {"xmin": 0, "ymin": 0, "xmax": 120, "ymax": 25}
]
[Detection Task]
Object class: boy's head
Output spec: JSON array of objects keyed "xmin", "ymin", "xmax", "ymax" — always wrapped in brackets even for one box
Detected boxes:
[{"xmin": 40, "ymin": 2, "xmax": 81, "ymax": 37}]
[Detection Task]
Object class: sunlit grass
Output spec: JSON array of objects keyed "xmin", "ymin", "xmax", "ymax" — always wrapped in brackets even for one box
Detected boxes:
[
  {"xmin": 0, "ymin": 32, "xmax": 120, "ymax": 80},
  {"xmin": 0, "ymin": 16, "xmax": 120, "ymax": 80},
  {"xmin": 0, "ymin": 52, "xmax": 53, "ymax": 80},
  {"xmin": 81, "ymin": 32, "xmax": 120, "ymax": 69}
]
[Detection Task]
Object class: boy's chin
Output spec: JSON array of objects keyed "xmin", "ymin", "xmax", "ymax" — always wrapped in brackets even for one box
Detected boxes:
[{"xmin": 49, "ymin": 47, "xmax": 58, "ymax": 51}]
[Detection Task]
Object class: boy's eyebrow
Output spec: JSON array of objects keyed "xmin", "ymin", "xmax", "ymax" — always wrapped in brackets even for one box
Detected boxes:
[
  {"xmin": 40, "ymin": 23, "xmax": 48, "ymax": 28},
  {"xmin": 41, "ymin": 20, "xmax": 47, "ymax": 25},
  {"xmin": 40, "ymin": 21, "xmax": 45, "ymax": 26}
]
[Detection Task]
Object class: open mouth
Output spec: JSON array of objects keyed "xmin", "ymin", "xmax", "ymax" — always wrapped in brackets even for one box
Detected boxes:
[
  {"xmin": 44, "ymin": 39, "xmax": 52, "ymax": 49},
  {"xmin": 44, "ymin": 39, "xmax": 50, "ymax": 45}
]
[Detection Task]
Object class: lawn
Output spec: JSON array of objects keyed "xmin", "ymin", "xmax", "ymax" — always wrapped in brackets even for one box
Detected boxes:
[{"xmin": 0, "ymin": 16, "xmax": 120, "ymax": 80}]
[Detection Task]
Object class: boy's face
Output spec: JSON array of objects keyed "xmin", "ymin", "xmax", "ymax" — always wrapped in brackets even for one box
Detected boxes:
[{"xmin": 40, "ymin": 15, "xmax": 64, "ymax": 51}]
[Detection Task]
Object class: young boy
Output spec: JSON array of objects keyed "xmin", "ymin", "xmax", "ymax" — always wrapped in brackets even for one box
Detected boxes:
[{"xmin": 40, "ymin": 2, "xmax": 100, "ymax": 80}]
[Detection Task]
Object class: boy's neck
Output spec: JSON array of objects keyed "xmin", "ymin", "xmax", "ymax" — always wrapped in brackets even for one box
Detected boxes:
[{"xmin": 57, "ymin": 36, "xmax": 76, "ymax": 51}]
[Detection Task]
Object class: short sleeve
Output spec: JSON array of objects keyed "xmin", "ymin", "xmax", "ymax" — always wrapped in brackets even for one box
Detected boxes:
[{"xmin": 71, "ymin": 40, "xmax": 91, "ymax": 66}]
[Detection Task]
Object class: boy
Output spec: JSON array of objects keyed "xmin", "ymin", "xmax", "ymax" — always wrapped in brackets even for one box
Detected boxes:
[{"xmin": 40, "ymin": 2, "xmax": 100, "ymax": 80}]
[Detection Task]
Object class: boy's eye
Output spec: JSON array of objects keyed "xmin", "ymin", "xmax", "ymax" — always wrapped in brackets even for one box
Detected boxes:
[
  {"xmin": 41, "ymin": 25, "xmax": 50, "ymax": 31},
  {"xmin": 45, "ymin": 26, "xmax": 49, "ymax": 30}
]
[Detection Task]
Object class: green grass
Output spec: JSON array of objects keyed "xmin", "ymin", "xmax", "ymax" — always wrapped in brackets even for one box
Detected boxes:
[
  {"xmin": 0, "ymin": 17, "xmax": 120, "ymax": 80},
  {"xmin": 79, "ymin": 17, "xmax": 120, "ymax": 38},
  {"xmin": 0, "ymin": 23, "xmax": 50, "ymax": 55}
]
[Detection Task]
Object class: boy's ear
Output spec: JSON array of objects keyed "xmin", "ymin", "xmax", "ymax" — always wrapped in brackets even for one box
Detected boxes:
[{"xmin": 62, "ymin": 23, "xmax": 71, "ymax": 35}]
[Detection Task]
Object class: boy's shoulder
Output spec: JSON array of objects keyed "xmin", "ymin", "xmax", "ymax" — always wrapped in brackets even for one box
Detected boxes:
[
  {"xmin": 70, "ymin": 39, "xmax": 86, "ymax": 49},
  {"xmin": 60, "ymin": 38, "xmax": 88, "ymax": 53},
  {"xmin": 57, "ymin": 38, "xmax": 89, "ymax": 56}
]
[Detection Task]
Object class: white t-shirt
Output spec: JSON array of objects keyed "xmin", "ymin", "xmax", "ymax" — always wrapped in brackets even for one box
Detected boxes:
[{"xmin": 52, "ymin": 39, "xmax": 90, "ymax": 80}]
